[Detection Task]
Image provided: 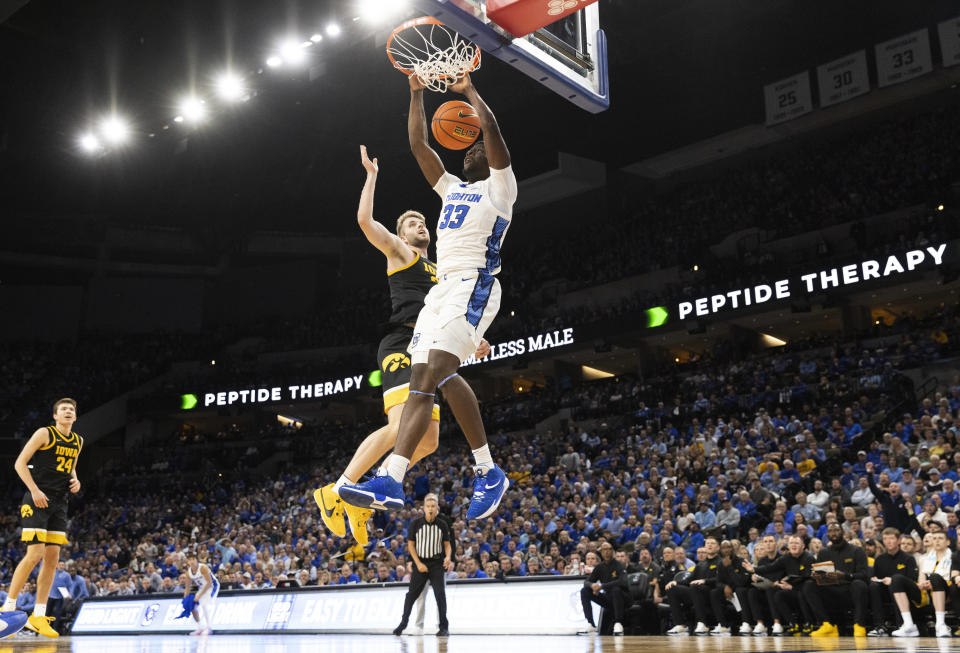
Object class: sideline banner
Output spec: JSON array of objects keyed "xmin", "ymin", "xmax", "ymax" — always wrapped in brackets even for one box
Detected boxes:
[{"xmin": 72, "ymin": 577, "xmax": 596, "ymax": 635}]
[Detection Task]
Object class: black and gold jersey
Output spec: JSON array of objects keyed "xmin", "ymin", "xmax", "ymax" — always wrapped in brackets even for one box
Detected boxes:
[
  {"xmin": 387, "ymin": 252, "xmax": 437, "ymax": 326},
  {"xmin": 30, "ymin": 426, "xmax": 83, "ymax": 496}
]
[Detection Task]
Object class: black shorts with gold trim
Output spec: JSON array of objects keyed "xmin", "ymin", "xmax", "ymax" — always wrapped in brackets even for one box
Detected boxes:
[
  {"xmin": 20, "ymin": 489, "xmax": 69, "ymax": 546},
  {"xmin": 377, "ymin": 327, "xmax": 440, "ymax": 421}
]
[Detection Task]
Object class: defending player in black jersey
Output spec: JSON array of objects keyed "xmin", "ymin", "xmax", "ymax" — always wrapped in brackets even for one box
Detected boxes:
[
  {"xmin": 0, "ymin": 398, "xmax": 83, "ymax": 638},
  {"xmin": 313, "ymin": 146, "xmax": 488, "ymax": 545}
]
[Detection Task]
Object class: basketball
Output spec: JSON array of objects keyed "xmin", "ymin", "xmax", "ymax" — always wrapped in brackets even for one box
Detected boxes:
[{"xmin": 431, "ymin": 101, "xmax": 481, "ymax": 150}]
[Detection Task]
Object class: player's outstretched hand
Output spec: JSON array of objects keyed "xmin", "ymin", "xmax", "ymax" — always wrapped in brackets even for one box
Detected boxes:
[
  {"xmin": 408, "ymin": 74, "xmax": 425, "ymax": 92},
  {"xmin": 449, "ymin": 74, "xmax": 474, "ymax": 95},
  {"xmin": 69, "ymin": 478, "xmax": 81, "ymax": 494},
  {"xmin": 360, "ymin": 145, "xmax": 379, "ymax": 176},
  {"xmin": 31, "ymin": 488, "xmax": 49, "ymax": 508}
]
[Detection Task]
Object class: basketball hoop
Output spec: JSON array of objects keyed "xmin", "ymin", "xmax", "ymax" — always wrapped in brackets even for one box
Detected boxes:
[{"xmin": 386, "ymin": 16, "xmax": 481, "ymax": 93}]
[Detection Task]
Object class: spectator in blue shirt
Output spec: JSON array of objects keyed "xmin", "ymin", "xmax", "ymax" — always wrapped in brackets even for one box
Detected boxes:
[
  {"xmin": 852, "ymin": 451, "xmax": 869, "ymax": 476},
  {"xmin": 681, "ymin": 523, "xmax": 705, "ymax": 557},
  {"xmin": 337, "ymin": 564, "xmax": 360, "ymax": 584},
  {"xmin": 843, "ymin": 418, "xmax": 863, "ymax": 445},
  {"xmin": 840, "ymin": 463, "xmax": 858, "ymax": 490},
  {"xmin": 693, "ymin": 503, "xmax": 716, "ymax": 529},
  {"xmin": 937, "ymin": 460, "xmax": 959, "ymax": 483},
  {"xmin": 17, "ymin": 583, "xmax": 35, "ymax": 612},
  {"xmin": 791, "ymin": 492, "xmax": 821, "ymax": 523},
  {"xmin": 216, "ymin": 538, "xmax": 238, "ymax": 566},
  {"xmin": 71, "ymin": 570, "xmax": 90, "ymax": 600},
  {"xmin": 618, "ymin": 515, "xmax": 642, "ymax": 545},
  {"xmin": 465, "ymin": 558, "xmax": 488, "ymax": 579},
  {"xmin": 940, "ymin": 479, "xmax": 960, "ymax": 508},
  {"xmin": 779, "ymin": 460, "xmax": 800, "ymax": 484}
]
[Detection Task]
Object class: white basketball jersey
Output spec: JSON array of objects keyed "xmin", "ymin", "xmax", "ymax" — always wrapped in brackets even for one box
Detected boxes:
[
  {"xmin": 431, "ymin": 166, "xmax": 517, "ymax": 278},
  {"xmin": 189, "ymin": 564, "xmax": 211, "ymax": 589}
]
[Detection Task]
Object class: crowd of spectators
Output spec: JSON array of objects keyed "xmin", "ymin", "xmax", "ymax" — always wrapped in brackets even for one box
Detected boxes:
[{"xmin": 0, "ymin": 302, "xmax": 957, "ymax": 636}]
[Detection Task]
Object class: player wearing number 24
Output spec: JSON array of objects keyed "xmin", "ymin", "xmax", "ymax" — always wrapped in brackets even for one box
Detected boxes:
[{"xmin": 0, "ymin": 398, "xmax": 84, "ymax": 638}]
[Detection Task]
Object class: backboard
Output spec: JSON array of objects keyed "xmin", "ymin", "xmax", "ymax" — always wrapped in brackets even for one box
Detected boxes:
[{"xmin": 406, "ymin": 0, "xmax": 609, "ymax": 113}]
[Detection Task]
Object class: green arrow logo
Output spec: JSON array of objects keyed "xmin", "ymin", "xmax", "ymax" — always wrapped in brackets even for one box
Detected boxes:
[
  {"xmin": 367, "ymin": 370, "xmax": 382, "ymax": 388},
  {"xmin": 181, "ymin": 393, "xmax": 198, "ymax": 410},
  {"xmin": 646, "ymin": 306, "xmax": 669, "ymax": 328}
]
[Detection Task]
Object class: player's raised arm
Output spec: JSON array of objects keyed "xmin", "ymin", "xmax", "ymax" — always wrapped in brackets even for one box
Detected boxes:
[
  {"xmin": 451, "ymin": 75, "xmax": 510, "ymax": 170},
  {"xmin": 356, "ymin": 145, "xmax": 406, "ymax": 258},
  {"xmin": 408, "ymin": 75, "xmax": 446, "ymax": 187}
]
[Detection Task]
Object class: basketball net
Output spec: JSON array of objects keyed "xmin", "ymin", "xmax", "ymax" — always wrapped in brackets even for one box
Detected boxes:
[{"xmin": 387, "ymin": 17, "xmax": 481, "ymax": 93}]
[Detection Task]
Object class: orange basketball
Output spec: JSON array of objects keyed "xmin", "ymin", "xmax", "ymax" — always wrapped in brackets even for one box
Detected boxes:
[{"xmin": 431, "ymin": 100, "xmax": 481, "ymax": 150}]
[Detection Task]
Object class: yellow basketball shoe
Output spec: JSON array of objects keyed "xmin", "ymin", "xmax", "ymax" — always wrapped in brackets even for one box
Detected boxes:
[
  {"xmin": 314, "ymin": 484, "xmax": 346, "ymax": 538},
  {"xmin": 344, "ymin": 503, "xmax": 374, "ymax": 546},
  {"xmin": 25, "ymin": 615, "xmax": 58, "ymax": 638},
  {"xmin": 810, "ymin": 622, "xmax": 838, "ymax": 638}
]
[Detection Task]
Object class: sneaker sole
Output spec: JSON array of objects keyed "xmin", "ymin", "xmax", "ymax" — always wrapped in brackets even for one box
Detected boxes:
[
  {"xmin": 467, "ymin": 478, "xmax": 509, "ymax": 519},
  {"xmin": 339, "ymin": 486, "xmax": 404, "ymax": 511}
]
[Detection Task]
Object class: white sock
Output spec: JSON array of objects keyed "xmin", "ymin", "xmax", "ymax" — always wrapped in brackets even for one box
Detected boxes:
[
  {"xmin": 936, "ymin": 611, "xmax": 946, "ymax": 626},
  {"xmin": 32, "ymin": 603, "xmax": 46, "ymax": 617},
  {"xmin": 472, "ymin": 444, "xmax": 493, "ymax": 468},
  {"xmin": 900, "ymin": 611, "xmax": 914, "ymax": 628},
  {"xmin": 333, "ymin": 474, "xmax": 354, "ymax": 494},
  {"xmin": 386, "ymin": 454, "xmax": 410, "ymax": 483},
  {"xmin": 1, "ymin": 597, "xmax": 16, "ymax": 611}
]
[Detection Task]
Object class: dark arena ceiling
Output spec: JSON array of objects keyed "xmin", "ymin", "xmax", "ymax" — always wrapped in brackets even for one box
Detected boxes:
[{"xmin": 0, "ymin": 0, "xmax": 956, "ymax": 235}]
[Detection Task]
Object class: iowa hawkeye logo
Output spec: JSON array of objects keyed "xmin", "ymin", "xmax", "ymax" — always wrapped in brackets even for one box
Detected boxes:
[
  {"xmin": 381, "ymin": 353, "xmax": 410, "ymax": 373},
  {"xmin": 21, "ymin": 504, "xmax": 33, "ymax": 518}
]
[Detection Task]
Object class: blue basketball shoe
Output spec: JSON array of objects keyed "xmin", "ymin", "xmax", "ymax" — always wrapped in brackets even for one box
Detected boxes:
[
  {"xmin": 466, "ymin": 464, "xmax": 509, "ymax": 519},
  {"xmin": 339, "ymin": 470, "xmax": 405, "ymax": 511},
  {"xmin": 0, "ymin": 610, "xmax": 29, "ymax": 639}
]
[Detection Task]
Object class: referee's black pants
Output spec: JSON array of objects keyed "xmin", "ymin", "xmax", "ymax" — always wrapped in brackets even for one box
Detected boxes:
[{"xmin": 399, "ymin": 559, "xmax": 448, "ymax": 630}]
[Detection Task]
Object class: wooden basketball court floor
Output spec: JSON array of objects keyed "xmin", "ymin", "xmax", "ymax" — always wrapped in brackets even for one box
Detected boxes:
[{"xmin": 1, "ymin": 634, "xmax": 956, "ymax": 653}]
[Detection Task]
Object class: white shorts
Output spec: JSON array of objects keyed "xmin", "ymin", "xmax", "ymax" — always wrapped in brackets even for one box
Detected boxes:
[{"xmin": 409, "ymin": 271, "xmax": 501, "ymax": 365}]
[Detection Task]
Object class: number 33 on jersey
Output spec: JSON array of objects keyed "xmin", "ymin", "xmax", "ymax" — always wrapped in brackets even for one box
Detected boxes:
[{"xmin": 431, "ymin": 166, "xmax": 518, "ymax": 277}]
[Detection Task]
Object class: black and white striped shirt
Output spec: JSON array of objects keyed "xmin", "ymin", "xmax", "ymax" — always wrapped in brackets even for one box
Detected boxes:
[{"xmin": 408, "ymin": 515, "xmax": 452, "ymax": 561}]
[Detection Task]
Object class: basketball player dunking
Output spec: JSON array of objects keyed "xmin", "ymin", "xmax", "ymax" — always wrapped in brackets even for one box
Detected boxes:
[
  {"xmin": 313, "ymin": 145, "xmax": 490, "ymax": 543},
  {"xmin": 341, "ymin": 73, "xmax": 516, "ymax": 520}
]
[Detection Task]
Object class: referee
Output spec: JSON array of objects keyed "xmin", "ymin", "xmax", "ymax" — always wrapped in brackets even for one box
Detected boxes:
[{"xmin": 393, "ymin": 493, "xmax": 452, "ymax": 636}]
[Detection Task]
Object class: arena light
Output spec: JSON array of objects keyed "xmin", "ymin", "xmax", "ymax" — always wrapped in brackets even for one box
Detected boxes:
[
  {"xmin": 78, "ymin": 132, "xmax": 101, "ymax": 154},
  {"xmin": 215, "ymin": 72, "xmax": 245, "ymax": 102},
  {"xmin": 310, "ymin": 33, "xmax": 323, "ymax": 43},
  {"xmin": 279, "ymin": 39, "xmax": 307, "ymax": 65},
  {"xmin": 266, "ymin": 55, "xmax": 283, "ymax": 68},
  {"xmin": 581, "ymin": 365, "xmax": 614, "ymax": 380},
  {"xmin": 761, "ymin": 333, "xmax": 787, "ymax": 348},
  {"xmin": 99, "ymin": 115, "xmax": 130, "ymax": 145},
  {"xmin": 359, "ymin": 0, "xmax": 406, "ymax": 22},
  {"xmin": 326, "ymin": 23, "xmax": 341, "ymax": 37},
  {"xmin": 178, "ymin": 96, "xmax": 207, "ymax": 123},
  {"xmin": 938, "ymin": 204, "xmax": 945, "ymax": 211}
]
